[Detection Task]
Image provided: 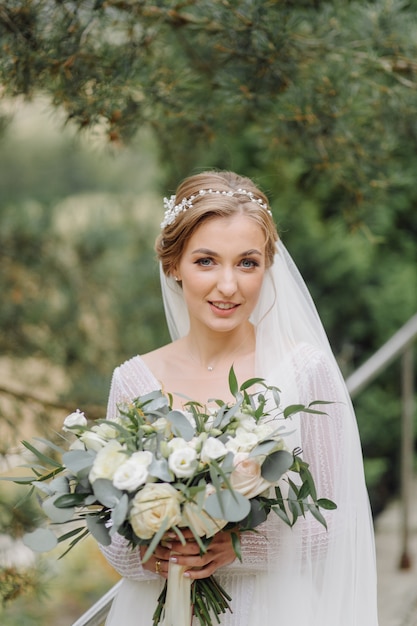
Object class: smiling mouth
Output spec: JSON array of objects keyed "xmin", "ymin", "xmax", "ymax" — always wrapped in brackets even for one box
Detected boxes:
[{"xmin": 210, "ymin": 301, "xmax": 239, "ymax": 310}]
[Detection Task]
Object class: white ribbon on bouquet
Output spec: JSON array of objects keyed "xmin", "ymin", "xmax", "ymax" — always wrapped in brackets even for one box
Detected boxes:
[{"xmin": 162, "ymin": 561, "xmax": 193, "ymax": 626}]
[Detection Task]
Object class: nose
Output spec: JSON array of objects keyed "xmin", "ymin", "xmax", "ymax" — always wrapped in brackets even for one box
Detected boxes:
[{"xmin": 217, "ymin": 266, "xmax": 238, "ymax": 297}]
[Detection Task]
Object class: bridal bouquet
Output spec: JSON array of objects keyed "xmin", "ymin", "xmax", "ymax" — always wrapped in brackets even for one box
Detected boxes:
[{"xmin": 9, "ymin": 368, "xmax": 336, "ymax": 626}]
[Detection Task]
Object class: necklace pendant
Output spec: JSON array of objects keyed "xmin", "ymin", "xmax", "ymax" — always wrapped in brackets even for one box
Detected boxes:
[{"xmin": 207, "ymin": 366, "xmax": 214, "ymax": 372}]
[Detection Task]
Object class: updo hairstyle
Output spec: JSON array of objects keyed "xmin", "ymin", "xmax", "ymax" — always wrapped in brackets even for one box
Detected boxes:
[{"xmin": 156, "ymin": 171, "xmax": 278, "ymax": 276}]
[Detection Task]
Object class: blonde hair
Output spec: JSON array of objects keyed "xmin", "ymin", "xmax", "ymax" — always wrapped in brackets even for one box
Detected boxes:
[{"xmin": 156, "ymin": 171, "xmax": 278, "ymax": 275}]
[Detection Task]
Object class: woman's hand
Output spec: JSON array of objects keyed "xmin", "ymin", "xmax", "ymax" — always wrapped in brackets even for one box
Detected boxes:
[{"xmin": 140, "ymin": 528, "xmax": 238, "ymax": 580}]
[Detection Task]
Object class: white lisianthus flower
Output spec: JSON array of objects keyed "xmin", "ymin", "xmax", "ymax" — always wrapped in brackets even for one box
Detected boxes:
[
  {"xmin": 113, "ymin": 451, "xmax": 153, "ymax": 492},
  {"xmin": 181, "ymin": 485, "xmax": 227, "ymax": 537},
  {"xmin": 130, "ymin": 482, "xmax": 183, "ymax": 539},
  {"xmin": 200, "ymin": 437, "xmax": 227, "ymax": 464},
  {"xmin": 254, "ymin": 422, "xmax": 277, "ymax": 441},
  {"xmin": 167, "ymin": 437, "xmax": 188, "ymax": 453},
  {"xmin": 168, "ymin": 447, "xmax": 198, "ymax": 478},
  {"xmin": 63, "ymin": 409, "xmax": 87, "ymax": 432},
  {"xmin": 230, "ymin": 452, "xmax": 272, "ymax": 499},
  {"xmin": 80, "ymin": 431, "xmax": 107, "ymax": 452},
  {"xmin": 182, "ymin": 410, "xmax": 196, "ymax": 429},
  {"xmin": 89, "ymin": 440, "xmax": 126, "ymax": 483},
  {"xmin": 225, "ymin": 428, "xmax": 258, "ymax": 453}
]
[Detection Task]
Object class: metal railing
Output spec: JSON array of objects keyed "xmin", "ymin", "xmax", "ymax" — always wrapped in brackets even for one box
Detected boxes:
[{"xmin": 72, "ymin": 314, "xmax": 417, "ymax": 626}]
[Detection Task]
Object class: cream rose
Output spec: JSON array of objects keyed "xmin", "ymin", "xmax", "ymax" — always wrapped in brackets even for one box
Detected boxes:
[
  {"xmin": 230, "ymin": 452, "xmax": 272, "ymax": 499},
  {"xmin": 130, "ymin": 482, "xmax": 183, "ymax": 539},
  {"xmin": 89, "ymin": 440, "xmax": 126, "ymax": 483},
  {"xmin": 113, "ymin": 451, "xmax": 153, "ymax": 492}
]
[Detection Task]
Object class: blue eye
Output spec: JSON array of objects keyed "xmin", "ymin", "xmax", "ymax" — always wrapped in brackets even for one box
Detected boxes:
[
  {"xmin": 196, "ymin": 258, "xmax": 213, "ymax": 266},
  {"xmin": 240, "ymin": 258, "xmax": 258, "ymax": 268}
]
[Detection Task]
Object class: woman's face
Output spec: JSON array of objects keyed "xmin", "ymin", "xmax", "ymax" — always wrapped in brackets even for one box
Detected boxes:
[{"xmin": 175, "ymin": 214, "xmax": 266, "ymax": 334}]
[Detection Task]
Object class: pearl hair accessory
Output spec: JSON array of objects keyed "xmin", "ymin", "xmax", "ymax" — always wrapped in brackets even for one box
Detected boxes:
[{"xmin": 161, "ymin": 188, "xmax": 272, "ymax": 229}]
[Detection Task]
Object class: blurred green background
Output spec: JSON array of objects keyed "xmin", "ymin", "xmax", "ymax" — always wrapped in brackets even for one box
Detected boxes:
[{"xmin": 1, "ymin": 0, "xmax": 416, "ymax": 623}]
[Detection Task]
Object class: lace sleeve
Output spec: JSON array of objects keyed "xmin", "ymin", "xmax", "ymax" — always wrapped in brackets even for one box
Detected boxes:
[
  {"xmin": 98, "ymin": 359, "xmax": 161, "ymax": 581},
  {"xmin": 232, "ymin": 343, "xmax": 348, "ymax": 572}
]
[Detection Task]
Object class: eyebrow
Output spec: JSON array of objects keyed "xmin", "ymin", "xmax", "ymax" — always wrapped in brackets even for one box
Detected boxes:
[{"xmin": 191, "ymin": 248, "xmax": 263, "ymax": 257}]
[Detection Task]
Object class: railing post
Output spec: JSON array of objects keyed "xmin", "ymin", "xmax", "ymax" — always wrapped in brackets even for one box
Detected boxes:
[{"xmin": 399, "ymin": 345, "xmax": 415, "ymax": 570}]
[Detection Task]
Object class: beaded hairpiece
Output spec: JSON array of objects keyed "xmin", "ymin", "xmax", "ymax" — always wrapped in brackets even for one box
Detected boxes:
[{"xmin": 161, "ymin": 188, "xmax": 272, "ymax": 229}]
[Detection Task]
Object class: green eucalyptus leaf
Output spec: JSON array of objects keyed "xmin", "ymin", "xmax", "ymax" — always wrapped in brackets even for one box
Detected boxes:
[
  {"xmin": 261, "ymin": 450, "xmax": 293, "ymax": 482},
  {"xmin": 110, "ymin": 494, "xmax": 129, "ymax": 535},
  {"xmin": 167, "ymin": 410, "xmax": 195, "ymax": 441},
  {"xmin": 308, "ymin": 504, "xmax": 328, "ymax": 529},
  {"xmin": 221, "ymin": 451, "xmax": 235, "ymax": 474},
  {"xmin": 141, "ymin": 517, "xmax": 169, "ymax": 563},
  {"xmin": 86, "ymin": 514, "xmax": 111, "ymax": 546},
  {"xmin": 49, "ymin": 476, "xmax": 70, "ymax": 494},
  {"xmin": 54, "ymin": 492, "xmax": 88, "ymax": 507},
  {"xmin": 317, "ymin": 498, "xmax": 337, "ymax": 510},
  {"xmin": 249, "ymin": 439, "xmax": 281, "ymax": 458},
  {"xmin": 231, "ymin": 531, "xmax": 242, "ymax": 562},
  {"xmin": 271, "ymin": 505, "xmax": 292, "ymax": 527},
  {"xmin": 204, "ymin": 489, "xmax": 250, "ymax": 522},
  {"xmin": 23, "ymin": 528, "xmax": 58, "ymax": 552},
  {"xmin": 43, "ymin": 495, "xmax": 75, "ymax": 523},
  {"xmin": 228, "ymin": 366, "xmax": 239, "ymax": 397},
  {"xmin": 283, "ymin": 404, "xmax": 306, "ymax": 419},
  {"xmin": 148, "ymin": 457, "xmax": 173, "ymax": 482},
  {"xmin": 63, "ymin": 449, "xmax": 96, "ymax": 476},
  {"xmin": 239, "ymin": 377, "xmax": 264, "ymax": 391},
  {"xmin": 92, "ymin": 479, "xmax": 123, "ymax": 508},
  {"xmin": 21, "ymin": 440, "xmax": 62, "ymax": 468}
]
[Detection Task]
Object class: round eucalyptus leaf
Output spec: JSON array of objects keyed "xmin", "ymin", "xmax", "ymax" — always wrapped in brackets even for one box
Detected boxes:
[
  {"xmin": 261, "ymin": 450, "xmax": 293, "ymax": 482},
  {"xmin": 92, "ymin": 479, "xmax": 123, "ymax": 508},
  {"xmin": 86, "ymin": 514, "xmax": 111, "ymax": 546},
  {"xmin": 205, "ymin": 489, "xmax": 250, "ymax": 522},
  {"xmin": 167, "ymin": 410, "xmax": 195, "ymax": 441},
  {"xmin": 23, "ymin": 528, "xmax": 58, "ymax": 552},
  {"xmin": 43, "ymin": 495, "xmax": 75, "ymax": 523}
]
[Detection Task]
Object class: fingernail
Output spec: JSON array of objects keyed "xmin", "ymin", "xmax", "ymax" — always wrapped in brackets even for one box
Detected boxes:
[
  {"xmin": 170, "ymin": 556, "xmax": 178, "ymax": 563},
  {"xmin": 183, "ymin": 571, "xmax": 191, "ymax": 578}
]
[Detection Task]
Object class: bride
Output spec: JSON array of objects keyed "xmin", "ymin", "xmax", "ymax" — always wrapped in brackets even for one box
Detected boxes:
[{"xmin": 101, "ymin": 171, "xmax": 379, "ymax": 625}]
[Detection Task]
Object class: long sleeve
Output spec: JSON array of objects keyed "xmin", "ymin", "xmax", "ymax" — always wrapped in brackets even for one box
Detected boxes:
[{"xmin": 99, "ymin": 357, "xmax": 162, "ymax": 581}]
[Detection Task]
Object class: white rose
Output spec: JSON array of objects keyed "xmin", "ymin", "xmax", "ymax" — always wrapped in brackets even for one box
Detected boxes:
[
  {"xmin": 89, "ymin": 440, "xmax": 126, "ymax": 483},
  {"xmin": 80, "ymin": 431, "xmax": 107, "ymax": 452},
  {"xmin": 63, "ymin": 410, "xmax": 87, "ymax": 432},
  {"xmin": 112, "ymin": 451, "xmax": 153, "ymax": 492},
  {"xmin": 130, "ymin": 482, "xmax": 183, "ymax": 539},
  {"xmin": 200, "ymin": 437, "xmax": 227, "ymax": 464},
  {"xmin": 168, "ymin": 447, "xmax": 198, "ymax": 478},
  {"xmin": 181, "ymin": 485, "xmax": 227, "ymax": 537},
  {"xmin": 230, "ymin": 452, "xmax": 272, "ymax": 499}
]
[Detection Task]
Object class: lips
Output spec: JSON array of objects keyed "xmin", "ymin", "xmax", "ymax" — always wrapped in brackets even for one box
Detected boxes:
[
  {"xmin": 210, "ymin": 302, "xmax": 238, "ymax": 311},
  {"xmin": 209, "ymin": 301, "xmax": 240, "ymax": 313}
]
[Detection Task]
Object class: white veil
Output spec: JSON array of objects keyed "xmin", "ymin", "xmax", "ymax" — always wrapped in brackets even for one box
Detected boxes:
[{"xmin": 160, "ymin": 240, "xmax": 379, "ymax": 625}]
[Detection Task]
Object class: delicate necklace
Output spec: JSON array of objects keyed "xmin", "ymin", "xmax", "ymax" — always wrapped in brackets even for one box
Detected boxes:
[{"xmin": 187, "ymin": 331, "xmax": 254, "ymax": 372}]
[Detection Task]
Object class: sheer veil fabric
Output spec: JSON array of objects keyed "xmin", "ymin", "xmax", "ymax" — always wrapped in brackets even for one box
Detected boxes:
[{"xmin": 104, "ymin": 240, "xmax": 379, "ymax": 625}]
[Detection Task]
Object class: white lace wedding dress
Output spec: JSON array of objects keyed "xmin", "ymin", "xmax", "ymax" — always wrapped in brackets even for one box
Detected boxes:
[{"xmin": 100, "ymin": 343, "xmax": 379, "ymax": 626}]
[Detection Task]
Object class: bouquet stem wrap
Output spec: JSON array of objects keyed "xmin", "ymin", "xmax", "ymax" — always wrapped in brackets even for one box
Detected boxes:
[{"xmin": 163, "ymin": 561, "xmax": 192, "ymax": 626}]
